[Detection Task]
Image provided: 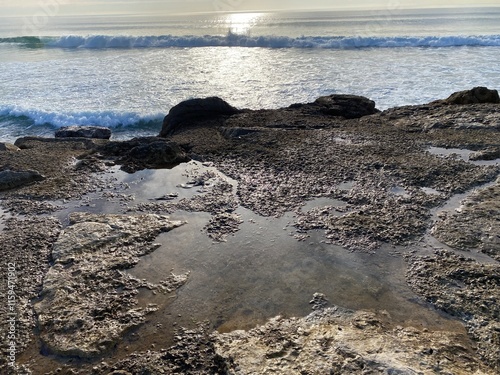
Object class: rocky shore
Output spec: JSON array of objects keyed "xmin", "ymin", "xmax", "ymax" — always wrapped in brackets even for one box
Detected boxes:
[{"xmin": 0, "ymin": 87, "xmax": 499, "ymax": 374}]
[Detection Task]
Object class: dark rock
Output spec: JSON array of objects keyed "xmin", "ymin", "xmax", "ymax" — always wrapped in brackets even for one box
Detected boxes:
[
  {"xmin": 128, "ymin": 141, "xmax": 189, "ymax": 167},
  {"xmin": 99, "ymin": 137, "xmax": 190, "ymax": 172},
  {"xmin": 55, "ymin": 125, "xmax": 112, "ymax": 139},
  {"xmin": 0, "ymin": 142, "xmax": 20, "ymax": 152},
  {"xmin": 313, "ymin": 94, "xmax": 379, "ymax": 119},
  {"xmin": 444, "ymin": 87, "xmax": 500, "ymax": 105},
  {"xmin": 159, "ymin": 97, "xmax": 240, "ymax": 137},
  {"xmin": 0, "ymin": 169, "xmax": 45, "ymax": 191},
  {"xmin": 14, "ymin": 136, "xmax": 101, "ymax": 150}
]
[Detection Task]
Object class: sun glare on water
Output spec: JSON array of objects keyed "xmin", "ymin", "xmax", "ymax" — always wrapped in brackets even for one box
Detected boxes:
[{"xmin": 226, "ymin": 12, "xmax": 264, "ymax": 34}]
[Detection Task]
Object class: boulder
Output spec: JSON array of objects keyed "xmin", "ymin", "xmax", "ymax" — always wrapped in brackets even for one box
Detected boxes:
[
  {"xmin": 0, "ymin": 169, "xmax": 45, "ymax": 191},
  {"xmin": 160, "ymin": 97, "xmax": 240, "ymax": 137},
  {"xmin": 444, "ymin": 87, "xmax": 500, "ymax": 105},
  {"xmin": 0, "ymin": 142, "xmax": 20, "ymax": 152},
  {"xmin": 313, "ymin": 94, "xmax": 379, "ymax": 119},
  {"xmin": 55, "ymin": 126, "xmax": 112, "ymax": 139}
]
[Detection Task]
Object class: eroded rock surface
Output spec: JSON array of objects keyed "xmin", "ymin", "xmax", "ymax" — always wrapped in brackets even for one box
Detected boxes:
[
  {"xmin": 313, "ymin": 94, "xmax": 379, "ymax": 118},
  {"xmin": 0, "ymin": 217, "xmax": 61, "ymax": 373},
  {"xmin": 34, "ymin": 213, "xmax": 187, "ymax": 358},
  {"xmin": 432, "ymin": 177, "xmax": 500, "ymax": 261},
  {"xmin": 407, "ymin": 250, "xmax": 500, "ymax": 370},
  {"xmin": 90, "ymin": 304, "xmax": 494, "ymax": 375},
  {"xmin": 2, "ymin": 89, "xmax": 500, "ymax": 373},
  {"xmin": 99, "ymin": 137, "xmax": 190, "ymax": 172},
  {"xmin": 0, "ymin": 142, "xmax": 20, "ymax": 152},
  {"xmin": 444, "ymin": 86, "xmax": 500, "ymax": 105},
  {"xmin": 214, "ymin": 306, "xmax": 492, "ymax": 375}
]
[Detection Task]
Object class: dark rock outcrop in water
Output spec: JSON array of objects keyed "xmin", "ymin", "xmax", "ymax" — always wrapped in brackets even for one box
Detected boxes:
[
  {"xmin": 55, "ymin": 125, "xmax": 112, "ymax": 139},
  {"xmin": 0, "ymin": 169, "xmax": 45, "ymax": 191},
  {"xmin": 443, "ymin": 86, "xmax": 500, "ymax": 105},
  {"xmin": 312, "ymin": 94, "xmax": 379, "ymax": 118},
  {"xmin": 160, "ymin": 97, "xmax": 241, "ymax": 137}
]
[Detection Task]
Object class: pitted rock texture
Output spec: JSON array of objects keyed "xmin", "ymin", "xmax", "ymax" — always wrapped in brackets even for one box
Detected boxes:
[
  {"xmin": 213, "ymin": 306, "xmax": 492, "ymax": 375},
  {"xmin": 0, "ymin": 217, "xmax": 61, "ymax": 373},
  {"xmin": 34, "ymin": 213, "xmax": 187, "ymax": 358},
  {"xmin": 444, "ymin": 86, "xmax": 500, "ymax": 105},
  {"xmin": 407, "ymin": 250, "xmax": 500, "ymax": 370},
  {"xmin": 432, "ymin": 177, "xmax": 500, "ymax": 261}
]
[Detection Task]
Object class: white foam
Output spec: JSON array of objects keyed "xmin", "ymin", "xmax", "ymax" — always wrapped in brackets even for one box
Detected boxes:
[
  {"xmin": 40, "ymin": 33, "xmax": 500, "ymax": 50},
  {"xmin": 0, "ymin": 105, "xmax": 163, "ymax": 128}
]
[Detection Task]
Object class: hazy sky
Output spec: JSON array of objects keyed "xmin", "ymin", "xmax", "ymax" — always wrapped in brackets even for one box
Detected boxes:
[{"xmin": 2, "ymin": 0, "xmax": 499, "ymax": 16}]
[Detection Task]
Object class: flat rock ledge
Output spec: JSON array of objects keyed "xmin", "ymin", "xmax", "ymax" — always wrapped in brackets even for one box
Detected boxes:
[
  {"xmin": 34, "ymin": 213, "xmax": 187, "ymax": 358},
  {"xmin": 432, "ymin": 176, "xmax": 500, "ymax": 261},
  {"xmin": 91, "ymin": 304, "xmax": 494, "ymax": 375},
  {"xmin": 407, "ymin": 249, "xmax": 500, "ymax": 370},
  {"xmin": 214, "ymin": 306, "xmax": 492, "ymax": 375}
]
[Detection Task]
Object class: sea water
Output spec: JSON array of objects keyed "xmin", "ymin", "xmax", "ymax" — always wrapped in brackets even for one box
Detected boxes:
[{"xmin": 1, "ymin": 7, "xmax": 500, "ymax": 142}]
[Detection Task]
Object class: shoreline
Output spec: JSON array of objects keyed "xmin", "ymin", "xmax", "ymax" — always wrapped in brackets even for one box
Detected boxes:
[{"xmin": 1, "ymin": 89, "xmax": 499, "ymax": 374}]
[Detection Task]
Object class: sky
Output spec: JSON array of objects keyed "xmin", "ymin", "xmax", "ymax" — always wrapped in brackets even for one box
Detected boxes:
[{"xmin": 1, "ymin": 0, "xmax": 499, "ymax": 16}]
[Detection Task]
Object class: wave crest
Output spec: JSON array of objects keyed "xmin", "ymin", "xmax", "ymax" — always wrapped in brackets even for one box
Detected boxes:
[
  {"xmin": 2, "ymin": 33, "xmax": 500, "ymax": 49},
  {"xmin": 0, "ymin": 105, "xmax": 163, "ymax": 129}
]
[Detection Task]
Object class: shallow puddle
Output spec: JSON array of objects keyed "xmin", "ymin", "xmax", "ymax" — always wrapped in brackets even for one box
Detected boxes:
[
  {"xmin": 112, "ymin": 164, "xmax": 470, "ymax": 353},
  {"xmin": 125, "ymin": 205, "xmax": 466, "ymax": 353},
  {"xmin": 300, "ymin": 197, "xmax": 347, "ymax": 212},
  {"xmin": 427, "ymin": 146, "xmax": 500, "ymax": 166},
  {"xmin": 421, "ymin": 186, "xmax": 442, "ymax": 195}
]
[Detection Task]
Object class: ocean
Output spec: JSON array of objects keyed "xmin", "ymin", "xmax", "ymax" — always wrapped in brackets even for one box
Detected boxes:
[{"xmin": 1, "ymin": 7, "xmax": 500, "ymax": 142}]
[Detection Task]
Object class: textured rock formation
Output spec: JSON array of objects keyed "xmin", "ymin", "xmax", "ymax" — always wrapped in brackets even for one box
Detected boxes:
[
  {"xmin": 214, "ymin": 305, "xmax": 492, "ymax": 374},
  {"xmin": 34, "ymin": 213, "xmax": 187, "ymax": 358},
  {"xmin": 408, "ymin": 250, "xmax": 500, "ymax": 370},
  {"xmin": 432, "ymin": 177, "xmax": 500, "ymax": 261},
  {"xmin": 444, "ymin": 86, "xmax": 500, "ymax": 105}
]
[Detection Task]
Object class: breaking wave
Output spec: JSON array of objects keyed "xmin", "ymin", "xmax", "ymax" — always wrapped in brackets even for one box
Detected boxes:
[
  {"xmin": 0, "ymin": 105, "xmax": 163, "ymax": 129},
  {"xmin": 2, "ymin": 33, "xmax": 500, "ymax": 49}
]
